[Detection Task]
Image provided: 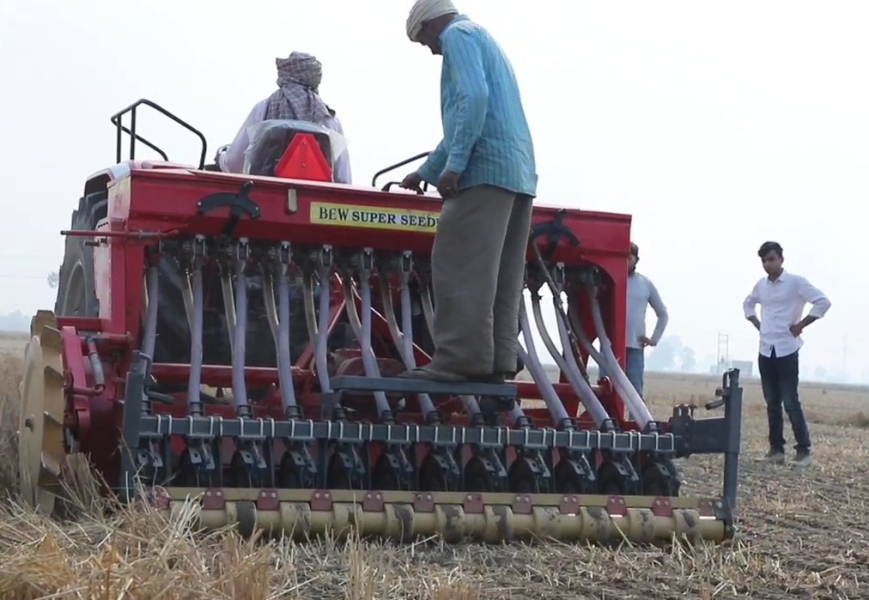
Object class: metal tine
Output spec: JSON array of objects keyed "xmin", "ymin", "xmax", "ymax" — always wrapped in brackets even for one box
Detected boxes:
[
  {"xmin": 180, "ymin": 260, "xmax": 195, "ymax": 334},
  {"xmin": 140, "ymin": 260, "xmax": 160, "ymax": 419},
  {"xmin": 314, "ymin": 245, "xmax": 333, "ymax": 395},
  {"xmin": 215, "ymin": 238, "xmax": 270, "ymax": 487},
  {"xmin": 341, "ymin": 249, "xmax": 393, "ymax": 421},
  {"xmin": 532, "ymin": 244, "xmax": 655, "ymax": 430},
  {"xmin": 570, "ymin": 286, "xmax": 654, "ymax": 430},
  {"xmin": 517, "ymin": 298, "xmax": 570, "ymax": 428},
  {"xmin": 276, "ymin": 244, "xmax": 299, "ymax": 415},
  {"xmin": 526, "ymin": 251, "xmax": 612, "ymax": 429},
  {"xmin": 517, "ymin": 298, "xmax": 598, "ymax": 494},
  {"xmin": 528, "ymin": 243, "xmax": 590, "ymax": 381},
  {"xmin": 138, "ymin": 249, "xmax": 164, "ymax": 481},
  {"xmin": 263, "ymin": 267, "xmax": 280, "ymax": 341},
  {"xmin": 186, "ymin": 236, "xmax": 206, "ymax": 417},
  {"xmin": 140, "ymin": 253, "xmax": 160, "ymax": 363},
  {"xmin": 262, "ymin": 243, "xmax": 299, "ymax": 417},
  {"xmin": 220, "ymin": 264, "xmax": 237, "ymax": 358},
  {"xmin": 231, "ymin": 238, "xmax": 252, "ymax": 418},
  {"xmin": 528, "ymin": 287, "xmax": 614, "ymax": 431},
  {"xmin": 301, "ymin": 271, "xmax": 319, "ymax": 345},
  {"xmin": 378, "ymin": 251, "xmax": 438, "ymax": 421}
]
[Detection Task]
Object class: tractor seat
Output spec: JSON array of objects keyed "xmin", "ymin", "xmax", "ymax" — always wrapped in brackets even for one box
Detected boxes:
[{"xmin": 245, "ymin": 119, "xmax": 337, "ymax": 179}]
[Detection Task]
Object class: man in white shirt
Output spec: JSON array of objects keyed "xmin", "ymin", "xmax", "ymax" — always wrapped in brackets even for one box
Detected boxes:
[
  {"xmin": 217, "ymin": 51, "xmax": 352, "ymax": 184},
  {"xmin": 743, "ymin": 241, "xmax": 831, "ymax": 467},
  {"xmin": 599, "ymin": 242, "xmax": 669, "ymax": 400}
]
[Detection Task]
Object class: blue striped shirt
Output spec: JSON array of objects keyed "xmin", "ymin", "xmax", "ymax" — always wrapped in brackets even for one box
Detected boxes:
[{"xmin": 417, "ymin": 15, "xmax": 537, "ymax": 197}]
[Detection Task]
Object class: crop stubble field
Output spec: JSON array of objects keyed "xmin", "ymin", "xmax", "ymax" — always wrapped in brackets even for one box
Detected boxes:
[{"xmin": 0, "ymin": 330, "xmax": 868, "ymax": 599}]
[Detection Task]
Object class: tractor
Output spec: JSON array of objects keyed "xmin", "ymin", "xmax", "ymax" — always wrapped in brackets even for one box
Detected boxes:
[{"xmin": 17, "ymin": 99, "xmax": 742, "ymax": 544}]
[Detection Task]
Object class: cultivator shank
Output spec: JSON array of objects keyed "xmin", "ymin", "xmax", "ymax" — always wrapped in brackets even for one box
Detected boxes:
[{"xmin": 19, "ymin": 101, "xmax": 742, "ymax": 546}]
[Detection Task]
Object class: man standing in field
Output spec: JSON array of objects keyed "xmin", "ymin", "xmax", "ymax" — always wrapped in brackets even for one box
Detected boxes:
[
  {"xmin": 599, "ymin": 242, "xmax": 669, "ymax": 401},
  {"xmin": 398, "ymin": 0, "xmax": 537, "ymax": 384},
  {"xmin": 743, "ymin": 241, "xmax": 831, "ymax": 467}
]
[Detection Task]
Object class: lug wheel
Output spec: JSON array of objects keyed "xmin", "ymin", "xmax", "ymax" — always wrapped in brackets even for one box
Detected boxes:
[{"xmin": 17, "ymin": 311, "xmax": 66, "ymax": 515}]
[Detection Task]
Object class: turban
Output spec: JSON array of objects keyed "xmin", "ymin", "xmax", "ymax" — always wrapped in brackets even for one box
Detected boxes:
[
  {"xmin": 275, "ymin": 51, "xmax": 323, "ymax": 90},
  {"xmin": 406, "ymin": 0, "xmax": 459, "ymax": 42},
  {"xmin": 266, "ymin": 51, "xmax": 331, "ymax": 124}
]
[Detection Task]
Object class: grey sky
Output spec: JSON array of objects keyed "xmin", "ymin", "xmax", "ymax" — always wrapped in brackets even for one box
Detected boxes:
[{"xmin": 1, "ymin": 0, "xmax": 866, "ymax": 378}]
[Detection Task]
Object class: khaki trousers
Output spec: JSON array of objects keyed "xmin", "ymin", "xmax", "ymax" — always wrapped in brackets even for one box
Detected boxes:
[{"xmin": 428, "ymin": 184, "xmax": 533, "ymax": 376}]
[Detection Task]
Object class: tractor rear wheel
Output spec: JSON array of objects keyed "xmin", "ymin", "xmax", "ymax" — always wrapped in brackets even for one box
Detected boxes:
[
  {"xmin": 151, "ymin": 260, "xmax": 307, "ymax": 368},
  {"xmin": 55, "ymin": 192, "xmax": 106, "ymax": 318},
  {"xmin": 54, "ymin": 189, "xmax": 313, "ymax": 368},
  {"xmin": 54, "ymin": 186, "xmax": 432, "ymax": 370}
]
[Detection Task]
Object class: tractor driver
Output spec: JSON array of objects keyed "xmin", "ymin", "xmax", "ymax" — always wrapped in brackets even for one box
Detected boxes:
[
  {"xmin": 397, "ymin": 0, "xmax": 537, "ymax": 384},
  {"xmin": 217, "ymin": 51, "xmax": 353, "ymax": 184}
]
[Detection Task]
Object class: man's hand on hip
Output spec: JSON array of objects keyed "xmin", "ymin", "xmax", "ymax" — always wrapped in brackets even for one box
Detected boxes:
[
  {"xmin": 789, "ymin": 323, "xmax": 804, "ymax": 337},
  {"xmin": 436, "ymin": 170, "xmax": 461, "ymax": 198},
  {"xmin": 638, "ymin": 336, "xmax": 655, "ymax": 347}
]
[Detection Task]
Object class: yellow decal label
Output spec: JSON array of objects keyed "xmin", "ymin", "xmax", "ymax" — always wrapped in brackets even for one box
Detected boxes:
[{"xmin": 310, "ymin": 202, "xmax": 440, "ymax": 232}]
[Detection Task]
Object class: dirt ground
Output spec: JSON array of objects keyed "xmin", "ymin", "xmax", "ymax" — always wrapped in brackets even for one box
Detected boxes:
[{"xmin": 0, "ymin": 331, "xmax": 867, "ymax": 600}]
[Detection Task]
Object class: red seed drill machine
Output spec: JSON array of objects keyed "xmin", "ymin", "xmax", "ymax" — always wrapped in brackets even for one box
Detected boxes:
[{"xmin": 17, "ymin": 100, "xmax": 742, "ymax": 544}]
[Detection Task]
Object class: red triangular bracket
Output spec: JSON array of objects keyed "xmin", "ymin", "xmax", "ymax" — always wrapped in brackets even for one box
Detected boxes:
[{"xmin": 274, "ymin": 133, "xmax": 333, "ymax": 182}]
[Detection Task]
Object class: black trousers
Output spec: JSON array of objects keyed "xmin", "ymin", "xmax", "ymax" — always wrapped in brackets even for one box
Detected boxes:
[{"xmin": 757, "ymin": 348, "xmax": 811, "ymax": 453}]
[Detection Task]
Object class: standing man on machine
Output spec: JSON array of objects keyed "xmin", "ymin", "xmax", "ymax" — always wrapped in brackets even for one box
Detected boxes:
[
  {"xmin": 743, "ymin": 241, "xmax": 831, "ymax": 468},
  {"xmin": 398, "ymin": 0, "xmax": 537, "ymax": 384}
]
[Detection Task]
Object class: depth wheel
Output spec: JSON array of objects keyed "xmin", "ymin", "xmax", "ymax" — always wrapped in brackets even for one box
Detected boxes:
[
  {"xmin": 553, "ymin": 456, "xmax": 595, "ymax": 494},
  {"xmin": 463, "ymin": 456, "xmax": 494, "ymax": 492},
  {"xmin": 18, "ymin": 311, "xmax": 66, "ymax": 516},
  {"xmin": 597, "ymin": 460, "xmax": 628, "ymax": 495},
  {"xmin": 641, "ymin": 459, "xmax": 680, "ymax": 497},
  {"xmin": 227, "ymin": 450, "xmax": 267, "ymax": 488},
  {"xmin": 175, "ymin": 446, "xmax": 217, "ymax": 487},
  {"xmin": 419, "ymin": 455, "xmax": 448, "ymax": 492},
  {"xmin": 372, "ymin": 454, "xmax": 401, "ymax": 490},
  {"xmin": 278, "ymin": 451, "xmax": 303, "ymax": 488},
  {"xmin": 507, "ymin": 456, "xmax": 539, "ymax": 494},
  {"xmin": 326, "ymin": 452, "xmax": 365, "ymax": 490}
]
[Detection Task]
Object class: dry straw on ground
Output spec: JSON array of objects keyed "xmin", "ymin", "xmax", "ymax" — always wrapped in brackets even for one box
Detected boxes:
[{"xmin": 0, "ymin": 334, "xmax": 867, "ymax": 599}]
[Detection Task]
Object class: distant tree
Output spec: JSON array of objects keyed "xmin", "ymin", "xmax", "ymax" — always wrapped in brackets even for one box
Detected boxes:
[
  {"xmin": 664, "ymin": 335, "xmax": 684, "ymax": 356},
  {"xmin": 646, "ymin": 339, "xmax": 676, "ymax": 371},
  {"xmin": 0, "ymin": 310, "xmax": 31, "ymax": 332},
  {"xmin": 47, "ymin": 271, "xmax": 59, "ymax": 289},
  {"xmin": 680, "ymin": 346, "xmax": 697, "ymax": 372}
]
